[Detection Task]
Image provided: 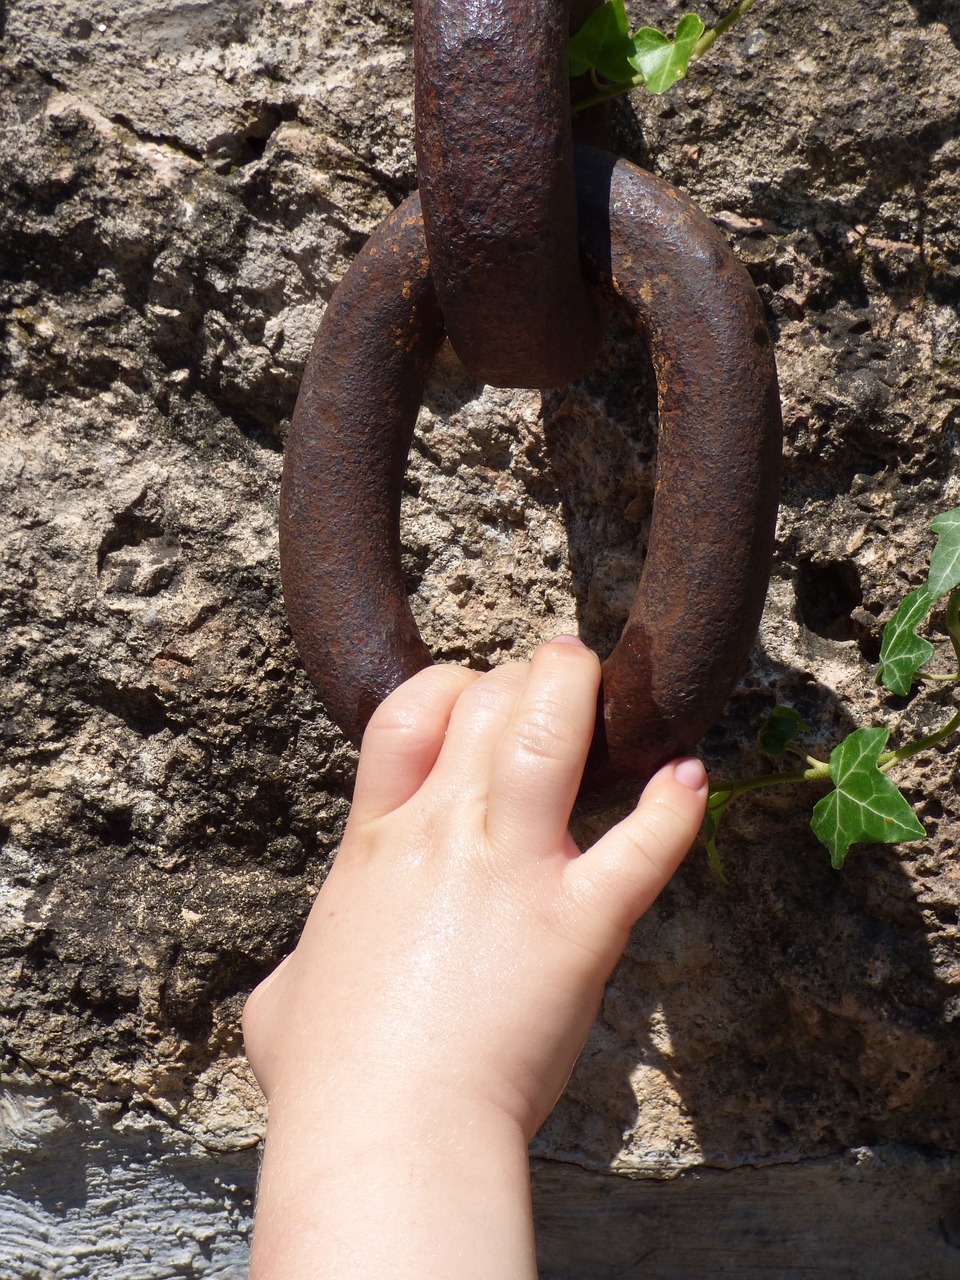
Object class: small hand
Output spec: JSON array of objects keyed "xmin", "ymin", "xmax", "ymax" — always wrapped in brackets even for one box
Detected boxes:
[
  {"xmin": 245, "ymin": 636, "xmax": 707, "ymax": 1131},
  {"xmin": 243, "ymin": 636, "xmax": 707, "ymax": 1278}
]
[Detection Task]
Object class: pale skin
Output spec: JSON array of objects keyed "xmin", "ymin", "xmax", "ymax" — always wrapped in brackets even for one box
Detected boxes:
[{"xmin": 243, "ymin": 635, "xmax": 708, "ymax": 1279}]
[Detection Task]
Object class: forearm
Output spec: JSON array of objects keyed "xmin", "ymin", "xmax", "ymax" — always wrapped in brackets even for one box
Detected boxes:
[{"xmin": 250, "ymin": 1082, "xmax": 538, "ymax": 1280}]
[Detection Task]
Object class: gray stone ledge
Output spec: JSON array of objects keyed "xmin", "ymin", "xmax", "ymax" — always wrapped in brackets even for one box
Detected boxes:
[{"xmin": 3, "ymin": 1087, "xmax": 958, "ymax": 1278}]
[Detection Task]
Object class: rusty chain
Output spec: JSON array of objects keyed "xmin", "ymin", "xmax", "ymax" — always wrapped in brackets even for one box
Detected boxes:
[
  {"xmin": 414, "ymin": 0, "xmax": 606, "ymax": 388},
  {"xmin": 280, "ymin": 0, "xmax": 782, "ymax": 795}
]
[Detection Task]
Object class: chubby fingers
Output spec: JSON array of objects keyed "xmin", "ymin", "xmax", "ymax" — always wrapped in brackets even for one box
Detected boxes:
[
  {"xmin": 485, "ymin": 636, "xmax": 601, "ymax": 851},
  {"xmin": 350, "ymin": 664, "xmax": 479, "ymax": 824},
  {"xmin": 425, "ymin": 660, "xmax": 528, "ymax": 799},
  {"xmin": 565, "ymin": 758, "xmax": 708, "ymax": 948}
]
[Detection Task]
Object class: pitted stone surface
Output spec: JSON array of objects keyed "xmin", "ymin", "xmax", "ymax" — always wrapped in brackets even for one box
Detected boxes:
[{"xmin": 2, "ymin": 0, "xmax": 959, "ymax": 1271}]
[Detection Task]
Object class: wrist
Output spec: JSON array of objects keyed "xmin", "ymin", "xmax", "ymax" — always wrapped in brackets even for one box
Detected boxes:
[
  {"xmin": 259, "ymin": 1016, "xmax": 555, "ymax": 1142},
  {"xmin": 252, "ymin": 1082, "xmax": 536, "ymax": 1280}
]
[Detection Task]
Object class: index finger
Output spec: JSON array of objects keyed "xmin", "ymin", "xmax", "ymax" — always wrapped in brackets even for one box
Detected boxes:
[
  {"xmin": 350, "ymin": 664, "xmax": 478, "ymax": 825},
  {"xmin": 485, "ymin": 636, "xmax": 601, "ymax": 853}
]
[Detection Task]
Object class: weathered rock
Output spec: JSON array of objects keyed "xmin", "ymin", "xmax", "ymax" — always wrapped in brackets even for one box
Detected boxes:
[{"xmin": 1, "ymin": 0, "xmax": 959, "ymax": 1272}]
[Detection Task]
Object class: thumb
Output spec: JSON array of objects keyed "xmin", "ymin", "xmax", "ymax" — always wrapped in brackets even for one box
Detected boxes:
[{"xmin": 564, "ymin": 759, "xmax": 709, "ymax": 946}]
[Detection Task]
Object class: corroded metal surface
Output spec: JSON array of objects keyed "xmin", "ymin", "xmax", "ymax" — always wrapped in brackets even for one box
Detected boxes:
[
  {"xmin": 414, "ymin": 0, "xmax": 605, "ymax": 388},
  {"xmin": 575, "ymin": 146, "xmax": 782, "ymax": 787},
  {"xmin": 280, "ymin": 150, "xmax": 782, "ymax": 789},
  {"xmin": 279, "ymin": 197, "xmax": 443, "ymax": 738}
]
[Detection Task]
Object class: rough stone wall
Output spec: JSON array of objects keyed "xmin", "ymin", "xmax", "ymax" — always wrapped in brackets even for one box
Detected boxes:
[{"xmin": 1, "ymin": 0, "xmax": 959, "ymax": 1274}]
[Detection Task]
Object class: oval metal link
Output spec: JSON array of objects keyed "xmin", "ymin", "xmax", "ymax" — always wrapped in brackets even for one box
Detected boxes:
[
  {"xmin": 280, "ymin": 149, "xmax": 782, "ymax": 791},
  {"xmin": 280, "ymin": 198, "xmax": 443, "ymax": 735},
  {"xmin": 414, "ymin": 0, "xmax": 606, "ymax": 388}
]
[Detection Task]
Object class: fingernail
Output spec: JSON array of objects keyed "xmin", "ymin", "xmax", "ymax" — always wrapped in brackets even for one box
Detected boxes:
[
  {"xmin": 673, "ymin": 758, "xmax": 707, "ymax": 791},
  {"xmin": 552, "ymin": 633, "xmax": 583, "ymax": 646}
]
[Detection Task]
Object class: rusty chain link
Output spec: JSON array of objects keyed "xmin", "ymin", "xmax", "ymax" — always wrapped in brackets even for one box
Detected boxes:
[
  {"xmin": 280, "ymin": 1, "xmax": 782, "ymax": 794},
  {"xmin": 414, "ymin": 0, "xmax": 606, "ymax": 388}
]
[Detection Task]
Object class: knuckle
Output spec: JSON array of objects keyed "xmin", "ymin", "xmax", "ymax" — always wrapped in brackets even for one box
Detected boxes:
[
  {"xmin": 365, "ymin": 666, "xmax": 473, "ymax": 740},
  {"xmin": 623, "ymin": 812, "xmax": 673, "ymax": 868},
  {"xmin": 510, "ymin": 705, "xmax": 580, "ymax": 764},
  {"xmin": 363, "ymin": 699, "xmax": 424, "ymax": 744},
  {"xmin": 479, "ymin": 661, "xmax": 529, "ymax": 694},
  {"xmin": 458, "ymin": 663, "xmax": 526, "ymax": 713}
]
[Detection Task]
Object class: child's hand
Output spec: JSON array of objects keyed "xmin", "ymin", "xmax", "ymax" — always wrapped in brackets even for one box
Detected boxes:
[{"xmin": 243, "ymin": 637, "xmax": 707, "ymax": 1278}]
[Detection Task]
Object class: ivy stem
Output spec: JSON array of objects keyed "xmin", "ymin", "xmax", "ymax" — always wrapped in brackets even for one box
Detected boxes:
[
  {"xmin": 712, "ymin": 703, "xmax": 960, "ymax": 808},
  {"xmin": 570, "ymin": 0, "xmax": 760, "ymax": 114},
  {"xmin": 946, "ymin": 589, "xmax": 960, "ymax": 669},
  {"xmin": 692, "ymin": 0, "xmax": 758, "ymax": 60},
  {"xmin": 710, "ymin": 760, "xmax": 831, "ymax": 805},
  {"xmin": 878, "ymin": 705, "xmax": 960, "ymax": 770},
  {"xmin": 572, "ymin": 74, "xmax": 645, "ymax": 113},
  {"xmin": 782, "ymin": 745, "xmax": 828, "ymax": 768}
]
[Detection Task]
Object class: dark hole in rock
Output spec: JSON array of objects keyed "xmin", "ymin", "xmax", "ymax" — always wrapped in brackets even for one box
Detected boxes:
[
  {"xmin": 65, "ymin": 17, "xmax": 93, "ymax": 39},
  {"xmin": 207, "ymin": 103, "xmax": 299, "ymax": 172},
  {"xmin": 89, "ymin": 677, "xmax": 174, "ymax": 738},
  {"xmin": 794, "ymin": 559, "xmax": 863, "ymax": 641},
  {"xmin": 97, "ymin": 505, "xmax": 166, "ymax": 573},
  {"xmin": 90, "ymin": 807, "xmax": 134, "ymax": 846},
  {"xmin": 243, "ymin": 134, "xmax": 268, "ymax": 162}
]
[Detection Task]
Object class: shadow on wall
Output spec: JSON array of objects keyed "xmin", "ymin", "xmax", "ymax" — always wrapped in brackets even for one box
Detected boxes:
[
  {"xmin": 909, "ymin": 0, "xmax": 960, "ymax": 45},
  {"xmin": 531, "ymin": 390, "xmax": 960, "ymax": 1273},
  {"xmin": 537, "ymin": 361, "xmax": 960, "ymax": 1164},
  {"xmin": 524, "ymin": 105, "xmax": 960, "ymax": 1258}
]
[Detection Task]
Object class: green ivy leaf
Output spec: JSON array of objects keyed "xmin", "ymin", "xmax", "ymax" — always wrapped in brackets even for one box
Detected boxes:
[
  {"xmin": 876, "ymin": 586, "xmax": 935, "ymax": 695},
  {"xmin": 928, "ymin": 507, "xmax": 960, "ymax": 600},
  {"xmin": 629, "ymin": 13, "xmax": 705, "ymax": 94},
  {"xmin": 704, "ymin": 789, "xmax": 732, "ymax": 877},
  {"xmin": 568, "ymin": 0, "xmax": 636, "ymax": 84},
  {"xmin": 758, "ymin": 706, "xmax": 810, "ymax": 757},
  {"xmin": 809, "ymin": 727, "xmax": 924, "ymax": 869}
]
